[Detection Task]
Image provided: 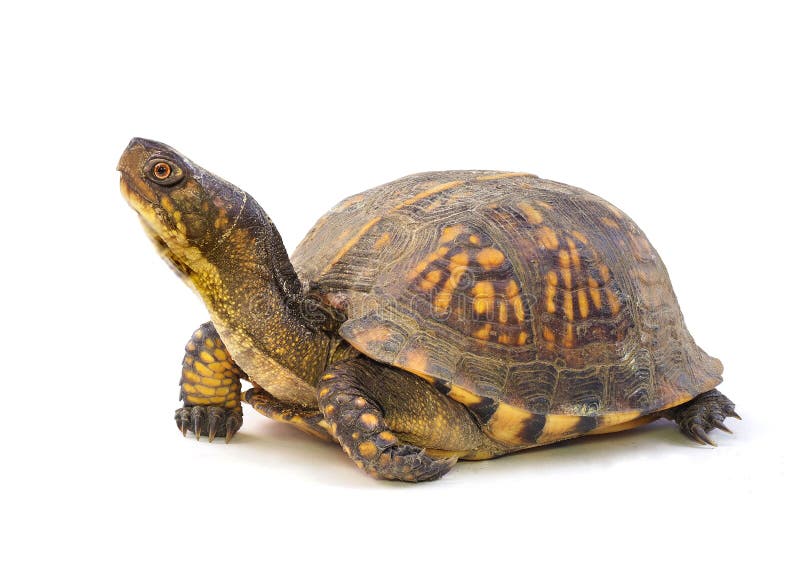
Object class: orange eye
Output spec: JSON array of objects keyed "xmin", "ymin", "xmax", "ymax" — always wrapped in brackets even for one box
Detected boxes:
[{"xmin": 153, "ymin": 162, "xmax": 171, "ymax": 180}]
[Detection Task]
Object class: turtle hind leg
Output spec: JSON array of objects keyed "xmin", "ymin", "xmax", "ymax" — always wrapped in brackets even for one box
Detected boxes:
[
  {"xmin": 317, "ymin": 359, "xmax": 460, "ymax": 482},
  {"xmin": 667, "ymin": 389, "xmax": 740, "ymax": 446}
]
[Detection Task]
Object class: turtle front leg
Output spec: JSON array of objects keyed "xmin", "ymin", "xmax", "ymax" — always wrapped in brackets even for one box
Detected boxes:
[{"xmin": 176, "ymin": 322, "xmax": 244, "ymax": 442}]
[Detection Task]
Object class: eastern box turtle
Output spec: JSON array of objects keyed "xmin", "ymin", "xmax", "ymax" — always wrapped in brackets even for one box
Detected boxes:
[{"xmin": 117, "ymin": 138, "xmax": 738, "ymax": 482}]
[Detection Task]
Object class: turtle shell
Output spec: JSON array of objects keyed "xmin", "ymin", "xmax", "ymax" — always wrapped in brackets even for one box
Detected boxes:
[{"xmin": 292, "ymin": 171, "xmax": 722, "ymax": 447}]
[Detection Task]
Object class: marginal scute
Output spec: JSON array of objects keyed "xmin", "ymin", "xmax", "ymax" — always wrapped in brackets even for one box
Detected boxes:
[{"xmin": 293, "ymin": 170, "xmax": 724, "ymax": 436}]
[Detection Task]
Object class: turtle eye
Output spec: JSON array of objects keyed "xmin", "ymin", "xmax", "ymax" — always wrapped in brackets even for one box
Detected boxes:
[
  {"xmin": 153, "ymin": 162, "xmax": 171, "ymax": 180},
  {"xmin": 146, "ymin": 158, "xmax": 184, "ymax": 186}
]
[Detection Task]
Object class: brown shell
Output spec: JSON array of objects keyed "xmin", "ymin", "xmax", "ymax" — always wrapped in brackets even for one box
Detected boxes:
[{"xmin": 292, "ymin": 171, "xmax": 722, "ymax": 422}]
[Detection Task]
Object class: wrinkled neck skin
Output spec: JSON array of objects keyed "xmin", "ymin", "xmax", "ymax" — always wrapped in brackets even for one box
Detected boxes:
[{"xmin": 187, "ymin": 198, "xmax": 331, "ymax": 407}]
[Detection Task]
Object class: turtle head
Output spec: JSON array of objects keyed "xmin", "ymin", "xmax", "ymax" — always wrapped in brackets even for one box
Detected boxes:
[{"xmin": 117, "ymin": 137, "xmax": 248, "ymax": 280}]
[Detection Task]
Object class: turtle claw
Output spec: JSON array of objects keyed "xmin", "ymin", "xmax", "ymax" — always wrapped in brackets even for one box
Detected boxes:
[
  {"xmin": 192, "ymin": 406, "xmax": 204, "ymax": 441},
  {"xmin": 672, "ymin": 389, "xmax": 738, "ymax": 447},
  {"xmin": 175, "ymin": 405, "xmax": 243, "ymax": 442},
  {"xmin": 690, "ymin": 424, "xmax": 717, "ymax": 446},
  {"xmin": 713, "ymin": 420, "xmax": 732, "ymax": 434},
  {"xmin": 225, "ymin": 413, "xmax": 241, "ymax": 444},
  {"xmin": 178, "ymin": 409, "xmax": 191, "ymax": 437},
  {"xmin": 207, "ymin": 406, "xmax": 225, "ymax": 443}
]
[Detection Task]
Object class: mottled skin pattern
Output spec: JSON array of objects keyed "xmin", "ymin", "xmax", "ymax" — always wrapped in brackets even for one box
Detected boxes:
[{"xmin": 118, "ymin": 138, "xmax": 738, "ymax": 482}]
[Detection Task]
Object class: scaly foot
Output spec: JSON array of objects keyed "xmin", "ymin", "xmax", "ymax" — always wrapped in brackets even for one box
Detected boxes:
[{"xmin": 670, "ymin": 389, "xmax": 740, "ymax": 446}]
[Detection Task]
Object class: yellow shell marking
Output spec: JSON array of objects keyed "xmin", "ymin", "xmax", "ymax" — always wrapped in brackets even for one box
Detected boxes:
[
  {"xmin": 472, "ymin": 281, "xmax": 495, "ymax": 315},
  {"xmin": 373, "ymin": 232, "xmax": 391, "ymax": 250},
  {"xmin": 473, "ymin": 323, "xmax": 492, "ymax": 340},
  {"xmin": 606, "ymin": 289, "xmax": 621, "ymax": 314},
  {"xmin": 403, "ymin": 349, "xmax": 430, "ymax": 378},
  {"xmin": 476, "ymin": 172, "xmax": 530, "ymax": 181},
  {"xmin": 601, "ymin": 217, "xmax": 620, "ymax": 230},
  {"xmin": 476, "ymin": 248, "xmax": 505, "ymax": 269},
  {"xmin": 588, "ymin": 277, "xmax": 602, "ymax": 308},
  {"xmin": 538, "ymin": 226, "xmax": 559, "ymax": 250},
  {"xmin": 537, "ymin": 414, "xmax": 586, "ymax": 444},
  {"xmin": 439, "ymin": 225, "xmax": 463, "ymax": 243},
  {"xmin": 406, "ymin": 247, "xmax": 449, "ymax": 281},
  {"xmin": 517, "ymin": 202, "xmax": 543, "ymax": 224},
  {"xmin": 450, "ymin": 252, "xmax": 469, "ymax": 267},
  {"xmin": 558, "ymin": 249, "xmax": 571, "ymax": 269},
  {"xmin": 545, "ymin": 271, "xmax": 558, "ymax": 313},
  {"xmin": 563, "ymin": 290, "xmax": 574, "ymax": 322},
  {"xmin": 498, "ymin": 300, "xmax": 508, "ymax": 324},
  {"xmin": 577, "ymin": 289, "xmax": 590, "ymax": 318},
  {"xmin": 487, "ymin": 403, "xmax": 536, "ymax": 446},
  {"xmin": 322, "ymin": 216, "xmax": 381, "ymax": 273},
  {"xmin": 571, "ymin": 230, "xmax": 588, "ymax": 244},
  {"xmin": 448, "ymin": 385, "xmax": 483, "ymax": 406},
  {"xmin": 419, "ymin": 268, "xmax": 443, "ymax": 292},
  {"xmin": 567, "ymin": 238, "xmax": 580, "ymax": 268},
  {"xmin": 512, "ymin": 295, "xmax": 525, "ymax": 323},
  {"xmin": 395, "ymin": 180, "xmax": 465, "ymax": 210},
  {"xmin": 564, "ymin": 323, "xmax": 574, "ymax": 347}
]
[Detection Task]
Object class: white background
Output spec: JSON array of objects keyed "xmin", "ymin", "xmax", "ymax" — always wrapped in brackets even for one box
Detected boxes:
[{"xmin": 2, "ymin": 1, "xmax": 797, "ymax": 585}]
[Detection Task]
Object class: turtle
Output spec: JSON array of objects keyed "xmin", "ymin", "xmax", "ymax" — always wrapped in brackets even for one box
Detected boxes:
[{"xmin": 117, "ymin": 137, "xmax": 739, "ymax": 482}]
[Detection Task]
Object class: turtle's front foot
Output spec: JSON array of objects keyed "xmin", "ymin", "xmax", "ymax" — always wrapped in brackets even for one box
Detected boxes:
[
  {"xmin": 670, "ymin": 389, "xmax": 740, "ymax": 446},
  {"xmin": 175, "ymin": 405, "xmax": 243, "ymax": 443}
]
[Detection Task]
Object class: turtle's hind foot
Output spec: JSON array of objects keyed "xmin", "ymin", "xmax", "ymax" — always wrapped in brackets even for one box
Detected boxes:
[
  {"xmin": 175, "ymin": 405, "xmax": 243, "ymax": 443},
  {"xmin": 669, "ymin": 389, "xmax": 740, "ymax": 446}
]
